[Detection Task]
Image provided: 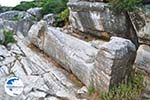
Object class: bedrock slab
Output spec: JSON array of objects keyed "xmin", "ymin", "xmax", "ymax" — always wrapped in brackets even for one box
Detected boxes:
[
  {"xmin": 0, "ymin": 36, "xmax": 85, "ymax": 100},
  {"xmin": 29, "ymin": 21, "xmax": 136, "ymax": 92}
]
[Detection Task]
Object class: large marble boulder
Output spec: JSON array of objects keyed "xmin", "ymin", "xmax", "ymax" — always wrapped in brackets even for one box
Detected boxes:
[
  {"xmin": 43, "ymin": 14, "xmax": 55, "ymax": 26},
  {"xmin": 68, "ymin": 1, "xmax": 138, "ymax": 47},
  {"xmin": 27, "ymin": 7, "xmax": 42, "ymax": 20},
  {"xmin": 16, "ymin": 19, "xmax": 34, "ymax": 37},
  {"xmin": 0, "ymin": 11, "xmax": 35, "ymax": 37},
  {"xmin": 29, "ymin": 21, "xmax": 136, "ymax": 92}
]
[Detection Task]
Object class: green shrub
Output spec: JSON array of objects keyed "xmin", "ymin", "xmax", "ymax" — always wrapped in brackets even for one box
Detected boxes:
[
  {"xmin": 12, "ymin": 15, "xmax": 23, "ymax": 21},
  {"xmin": 100, "ymin": 73, "xmax": 144, "ymax": 100},
  {"xmin": 41, "ymin": 0, "xmax": 68, "ymax": 15},
  {"xmin": 54, "ymin": 8, "xmax": 69, "ymax": 27},
  {"xmin": 12, "ymin": 1, "xmax": 37, "ymax": 11},
  {"xmin": 109, "ymin": 0, "xmax": 143, "ymax": 12},
  {"xmin": 4, "ymin": 30, "xmax": 16, "ymax": 45},
  {"xmin": 13, "ymin": 0, "xmax": 68, "ymax": 15},
  {"xmin": 12, "ymin": 0, "xmax": 69, "ymax": 27}
]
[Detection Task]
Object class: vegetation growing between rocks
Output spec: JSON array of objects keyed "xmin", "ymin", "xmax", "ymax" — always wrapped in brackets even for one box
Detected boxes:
[
  {"xmin": 41, "ymin": 0, "xmax": 68, "ymax": 15},
  {"xmin": 12, "ymin": 0, "xmax": 69, "ymax": 27},
  {"xmin": 109, "ymin": 0, "xmax": 143, "ymax": 12},
  {"xmin": 88, "ymin": 72, "xmax": 144, "ymax": 100},
  {"xmin": 3, "ymin": 30, "xmax": 16, "ymax": 45},
  {"xmin": 54, "ymin": 8, "xmax": 69, "ymax": 27},
  {"xmin": 88, "ymin": 86, "xmax": 96, "ymax": 96}
]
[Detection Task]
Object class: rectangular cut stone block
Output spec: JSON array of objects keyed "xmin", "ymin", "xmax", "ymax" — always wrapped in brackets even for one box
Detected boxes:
[
  {"xmin": 92, "ymin": 37, "xmax": 136, "ymax": 91},
  {"xmin": 28, "ymin": 21, "xmax": 136, "ymax": 92}
]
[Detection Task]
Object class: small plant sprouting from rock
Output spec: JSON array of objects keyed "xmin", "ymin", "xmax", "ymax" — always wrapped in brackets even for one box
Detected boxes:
[
  {"xmin": 88, "ymin": 86, "xmax": 96, "ymax": 96},
  {"xmin": 3, "ymin": 30, "xmax": 16, "ymax": 45},
  {"xmin": 12, "ymin": 15, "xmax": 23, "ymax": 21}
]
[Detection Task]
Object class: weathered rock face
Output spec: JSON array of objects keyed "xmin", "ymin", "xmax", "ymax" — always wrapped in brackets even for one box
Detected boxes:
[
  {"xmin": 29, "ymin": 21, "xmax": 136, "ymax": 92},
  {"xmin": 68, "ymin": 1, "xmax": 138, "ymax": 47},
  {"xmin": 129, "ymin": 5, "xmax": 150, "ymax": 45},
  {"xmin": 0, "ymin": 36, "xmax": 84, "ymax": 100},
  {"xmin": 43, "ymin": 14, "xmax": 55, "ymax": 26},
  {"xmin": 0, "ymin": 11, "xmax": 26, "ymax": 20},
  {"xmin": 16, "ymin": 19, "xmax": 34, "ymax": 37},
  {"xmin": 27, "ymin": 7, "xmax": 42, "ymax": 20},
  {"xmin": 135, "ymin": 45, "xmax": 150, "ymax": 75},
  {"xmin": 0, "ymin": 11, "xmax": 35, "ymax": 37},
  {"xmin": 0, "ymin": 30, "xmax": 5, "ymax": 44},
  {"xmin": 134, "ymin": 45, "xmax": 150, "ymax": 100},
  {"xmin": 29, "ymin": 21, "xmax": 98, "ymax": 86},
  {"xmin": 0, "ymin": 18, "xmax": 17, "ymax": 31},
  {"xmin": 92, "ymin": 37, "xmax": 136, "ymax": 91}
]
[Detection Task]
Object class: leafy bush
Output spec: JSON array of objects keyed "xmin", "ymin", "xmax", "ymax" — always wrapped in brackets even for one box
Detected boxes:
[
  {"xmin": 41, "ymin": 0, "xmax": 68, "ymax": 15},
  {"xmin": 4, "ymin": 30, "xmax": 16, "ymax": 45},
  {"xmin": 100, "ymin": 73, "xmax": 144, "ymax": 100},
  {"xmin": 54, "ymin": 8, "xmax": 69, "ymax": 27},
  {"xmin": 13, "ymin": 0, "xmax": 68, "ymax": 15},
  {"xmin": 12, "ymin": 1, "xmax": 37, "ymax": 11},
  {"xmin": 109, "ymin": 0, "xmax": 143, "ymax": 12},
  {"xmin": 12, "ymin": 0, "xmax": 69, "ymax": 27}
]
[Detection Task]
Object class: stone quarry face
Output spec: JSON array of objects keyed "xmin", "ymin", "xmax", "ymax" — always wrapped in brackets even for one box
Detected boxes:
[
  {"xmin": 68, "ymin": 1, "xmax": 139, "ymax": 47},
  {"xmin": 129, "ymin": 5, "xmax": 150, "ymax": 45},
  {"xmin": 29, "ymin": 21, "xmax": 136, "ymax": 92}
]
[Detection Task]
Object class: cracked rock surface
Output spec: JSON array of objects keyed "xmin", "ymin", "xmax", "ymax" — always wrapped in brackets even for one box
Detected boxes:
[{"xmin": 0, "ymin": 36, "xmax": 86, "ymax": 100}]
